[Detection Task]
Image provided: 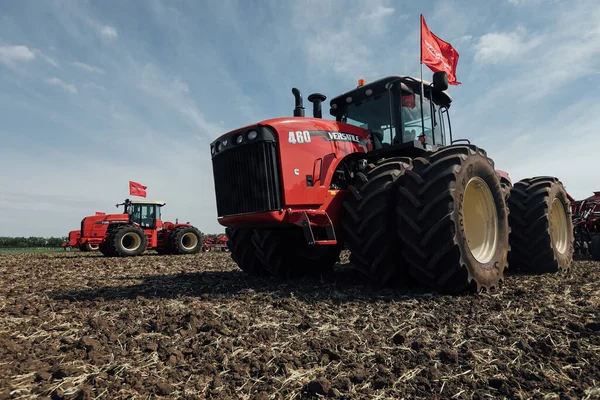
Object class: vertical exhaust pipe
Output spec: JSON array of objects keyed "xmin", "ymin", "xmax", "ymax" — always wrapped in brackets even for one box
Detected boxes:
[
  {"xmin": 308, "ymin": 93, "xmax": 327, "ymax": 119},
  {"xmin": 292, "ymin": 88, "xmax": 305, "ymax": 117}
]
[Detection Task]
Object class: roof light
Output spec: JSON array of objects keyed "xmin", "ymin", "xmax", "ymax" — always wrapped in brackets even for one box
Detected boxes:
[
  {"xmin": 358, "ymin": 78, "xmax": 365, "ymax": 86},
  {"xmin": 247, "ymin": 130, "xmax": 258, "ymax": 140},
  {"xmin": 365, "ymin": 89, "xmax": 373, "ymax": 96}
]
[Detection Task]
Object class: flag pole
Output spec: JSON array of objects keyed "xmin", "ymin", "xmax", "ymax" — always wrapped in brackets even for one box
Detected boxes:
[{"xmin": 419, "ymin": 15, "xmax": 425, "ymax": 144}]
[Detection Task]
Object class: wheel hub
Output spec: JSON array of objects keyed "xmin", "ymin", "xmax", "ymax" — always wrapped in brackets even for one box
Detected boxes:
[
  {"xmin": 551, "ymin": 197, "xmax": 569, "ymax": 254},
  {"xmin": 121, "ymin": 232, "xmax": 141, "ymax": 251},
  {"xmin": 463, "ymin": 177, "xmax": 499, "ymax": 264},
  {"xmin": 181, "ymin": 232, "xmax": 198, "ymax": 250}
]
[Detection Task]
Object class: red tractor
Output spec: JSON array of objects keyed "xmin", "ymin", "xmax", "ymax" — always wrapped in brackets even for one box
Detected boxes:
[
  {"xmin": 201, "ymin": 235, "xmax": 230, "ymax": 252},
  {"xmin": 78, "ymin": 199, "xmax": 203, "ymax": 257},
  {"xmin": 210, "ymin": 72, "xmax": 574, "ymax": 293}
]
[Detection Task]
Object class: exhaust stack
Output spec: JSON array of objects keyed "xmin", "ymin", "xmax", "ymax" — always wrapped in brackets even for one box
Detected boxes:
[
  {"xmin": 292, "ymin": 88, "xmax": 305, "ymax": 117},
  {"xmin": 308, "ymin": 93, "xmax": 327, "ymax": 119}
]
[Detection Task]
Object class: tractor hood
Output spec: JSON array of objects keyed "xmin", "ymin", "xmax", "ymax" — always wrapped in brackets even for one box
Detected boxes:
[{"xmin": 209, "ymin": 117, "xmax": 370, "ymax": 158}]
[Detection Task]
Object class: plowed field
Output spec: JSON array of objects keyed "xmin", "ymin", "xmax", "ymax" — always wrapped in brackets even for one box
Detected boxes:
[{"xmin": 1, "ymin": 251, "xmax": 599, "ymax": 399}]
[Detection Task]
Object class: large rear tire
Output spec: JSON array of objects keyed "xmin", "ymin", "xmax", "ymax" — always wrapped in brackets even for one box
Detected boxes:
[
  {"xmin": 395, "ymin": 145, "xmax": 509, "ymax": 293},
  {"xmin": 108, "ymin": 225, "xmax": 148, "ymax": 257},
  {"xmin": 507, "ymin": 177, "xmax": 574, "ymax": 273},
  {"xmin": 252, "ymin": 227, "xmax": 342, "ymax": 278},
  {"xmin": 168, "ymin": 226, "xmax": 203, "ymax": 255},
  {"xmin": 340, "ymin": 157, "xmax": 412, "ymax": 284},
  {"xmin": 226, "ymin": 227, "xmax": 267, "ymax": 276}
]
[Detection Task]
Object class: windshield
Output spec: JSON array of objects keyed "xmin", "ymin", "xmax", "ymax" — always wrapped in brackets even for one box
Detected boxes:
[
  {"xmin": 400, "ymin": 92, "xmax": 443, "ymax": 145},
  {"xmin": 341, "ymin": 90, "xmax": 396, "ymax": 147},
  {"xmin": 129, "ymin": 204, "xmax": 157, "ymax": 228}
]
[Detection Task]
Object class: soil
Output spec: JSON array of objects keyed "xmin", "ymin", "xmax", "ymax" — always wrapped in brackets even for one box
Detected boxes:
[{"xmin": 1, "ymin": 251, "xmax": 599, "ymax": 399}]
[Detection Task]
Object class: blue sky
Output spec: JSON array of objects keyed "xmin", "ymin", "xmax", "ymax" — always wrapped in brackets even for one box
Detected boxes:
[{"xmin": 1, "ymin": 0, "xmax": 599, "ymax": 237}]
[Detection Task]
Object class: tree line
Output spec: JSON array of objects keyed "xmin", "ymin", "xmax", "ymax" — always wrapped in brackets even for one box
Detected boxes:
[
  {"xmin": 0, "ymin": 233, "xmax": 226, "ymax": 248},
  {"xmin": 0, "ymin": 237, "xmax": 67, "ymax": 248}
]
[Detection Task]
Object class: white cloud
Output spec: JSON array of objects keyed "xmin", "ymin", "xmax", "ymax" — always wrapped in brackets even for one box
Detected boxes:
[
  {"xmin": 71, "ymin": 61, "xmax": 105, "ymax": 74},
  {"xmin": 33, "ymin": 49, "xmax": 59, "ymax": 67},
  {"xmin": 99, "ymin": 25, "xmax": 118, "ymax": 39},
  {"xmin": 472, "ymin": 26, "xmax": 542, "ymax": 64},
  {"xmin": 44, "ymin": 77, "xmax": 77, "ymax": 94},
  {"xmin": 0, "ymin": 45, "xmax": 35, "ymax": 67},
  {"xmin": 86, "ymin": 18, "xmax": 118, "ymax": 40}
]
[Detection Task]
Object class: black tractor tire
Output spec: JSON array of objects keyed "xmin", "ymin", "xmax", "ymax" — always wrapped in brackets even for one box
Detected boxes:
[
  {"xmin": 226, "ymin": 227, "xmax": 268, "ymax": 276},
  {"xmin": 251, "ymin": 227, "xmax": 342, "ymax": 278},
  {"xmin": 340, "ymin": 157, "xmax": 412, "ymax": 284},
  {"xmin": 168, "ymin": 226, "xmax": 203, "ymax": 255},
  {"xmin": 107, "ymin": 225, "xmax": 148, "ymax": 257},
  {"xmin": 507, "ymin": 177, "xmax": 574, "ymax": 273},
  {"xmin": 395, "ymin": 144, "xmax": 510, "ymax": 294},
  {"xmin": 591, "ymin": 234, "xmax": 600, "ymax": 261},
  {"xmin": 79, "ymin": 244, "xmax": 89, "ymax": 252}
]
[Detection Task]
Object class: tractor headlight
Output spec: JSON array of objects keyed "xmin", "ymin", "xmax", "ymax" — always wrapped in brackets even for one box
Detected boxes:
[
  {"xmin": 236, "ymin": 135, "xmax": 243, "ymax": 144},
  {"xmin": 247, "ymin": 130, "xmax": 258, "ymax": 140},
  {"xmin": 216, "ymin": 141, "xmax": 222, "ymax": 152},
  {"xmin": 211, "ymin": 145, "xmax": 215, "ymax": 155}
]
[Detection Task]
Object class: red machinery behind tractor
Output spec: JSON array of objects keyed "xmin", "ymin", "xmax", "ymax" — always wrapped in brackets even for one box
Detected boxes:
[
  {"xmin": 201, "ymin": 235, "xmax": 229, "ymax": 252},
  {"xmin": 62, "ymin": 212, "xmax": 106, "ymax": 251},
  {"xmin": 209, "ymin": 71, "xmax": 574, "ymax": 294},
  {"xmin": 76, "ymin": 199, "xmax": 203, "ymax": 257},
  {"xmin": 571, "ymin": 191, "xmax": 600, "ymax": 260}
]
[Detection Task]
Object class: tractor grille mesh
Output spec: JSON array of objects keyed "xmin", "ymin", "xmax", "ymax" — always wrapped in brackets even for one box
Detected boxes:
[{"xmin": 212, "ymin": 141, "xmax": 282, "ymax": 216}]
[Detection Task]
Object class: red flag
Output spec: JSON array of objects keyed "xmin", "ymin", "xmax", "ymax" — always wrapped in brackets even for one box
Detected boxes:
[
  {"xmin": 129, "ymin": 181, "xmax": 147, "ymax": 198},
  {"xmin": 420, "ymin": 14, "xmax": 461, "ymax": 85}
]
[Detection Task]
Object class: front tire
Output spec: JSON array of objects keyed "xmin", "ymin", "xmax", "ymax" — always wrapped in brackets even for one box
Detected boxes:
[
  {"xmin": 252, "ymin": 227, "xmax": 342, "ymax": 278},
  {"xmin": 340, "ymin": 157, "xmax": 412, "ymax": 284},
  {"xmin": 108, "ymin": 225, "xmax": 148, "ymax": 257},
  {"xmin": 507, "ymin": 177, "xmax": 574, "ymax": 273},
  {"xmin": 226, "ymin": 227, "xmax": 267, "ymax": 276},
  {"xmin": 395, "ymin": 145, "xmax": 509, "ymax": 293}
]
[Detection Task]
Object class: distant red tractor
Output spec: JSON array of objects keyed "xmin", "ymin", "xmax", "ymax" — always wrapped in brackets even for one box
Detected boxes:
[
  {"xmin": 201, "ymin": 235, "xmax": 230, "ymax": 252},
  {"xmin": 209, "ymin": 71, "xmax": 574, "ymax": 294},
  {"xmin": 77, "ymin": 199, "xmax": 203, "ymax": 257}
]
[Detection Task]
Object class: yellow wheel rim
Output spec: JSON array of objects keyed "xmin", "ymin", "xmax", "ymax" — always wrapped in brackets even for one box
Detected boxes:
[
  {"xmin": 551, "ymin": 197, "xmax": 569, "ymax": 254},
  {"xmin": 121, "ymin": 232, "xmax": 141, "ymax": 251},
  {"xmin": 181, "ymin": 232, "xmax": 198, "ymax": 250},
  {"xmin": 463, "ymin": 177, "xmax": 499, "ymax": 264}
]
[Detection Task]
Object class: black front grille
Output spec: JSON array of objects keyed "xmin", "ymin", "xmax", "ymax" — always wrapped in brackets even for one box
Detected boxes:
[{"xmin": 212, "ymin": 141, "xmax": 282, "ymax": 217}]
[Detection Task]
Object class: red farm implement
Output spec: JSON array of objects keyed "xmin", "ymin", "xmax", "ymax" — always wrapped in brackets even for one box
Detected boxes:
[
  {"xmin": 62, "ymin": 212, "xmax": 106, "ymax": 251},
  {"xmin": 201, "ymin": 235, "xmax": 229, "ymax": 252},
  {"xmin": 75, "ymin": 199, "xmax": 203, "ymax": 257},
  {"xmin": 571, "ymin": 191, "xmax": 600, "ymax": 260},
  {"xmin": 208, "ymin": 71, "xmax": 574, "ymax": 294}
]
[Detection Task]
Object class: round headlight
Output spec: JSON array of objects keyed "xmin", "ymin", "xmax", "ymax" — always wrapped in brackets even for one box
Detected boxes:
[
  {"xmin": 365, "ymin": 89, "xmax": 373, "ymax": 96},
  {"xmin": 346, "ymin": 96, "xmax": 353, "ymax": 103},
  {"xmin": 247, "ymin": 130, "xmax": 258, "ymax": 140},
  {"xmin": 211, "ymin": 145, "xmax": 215, "ymax": 155},
  {"xmin": 216, "ymin": 141, "xmax": 222, "ymax": 152},
  {"xmin": 236, "ymin": 135, "xmax": 243, "ymax": 144}
]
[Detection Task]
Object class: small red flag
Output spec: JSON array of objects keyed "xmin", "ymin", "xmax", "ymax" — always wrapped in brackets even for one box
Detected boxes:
[
  {"xmin": 129, "ymin": 181, "xmax": 147, "ymax": 198},
  {"xmin": 420, "ymin": 14, "xmax": 461, "ymax": 85}
]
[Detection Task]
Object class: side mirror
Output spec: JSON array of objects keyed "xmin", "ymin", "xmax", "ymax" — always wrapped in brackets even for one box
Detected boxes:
[{"xmin": 432, "ymin": 71, "xmax": 449, "ymax": 91}]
